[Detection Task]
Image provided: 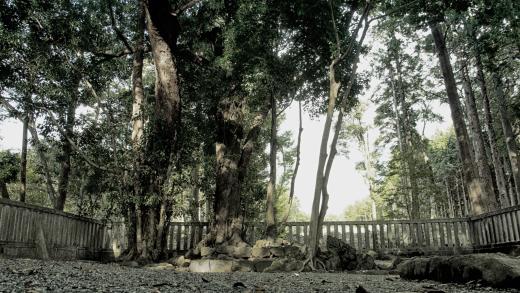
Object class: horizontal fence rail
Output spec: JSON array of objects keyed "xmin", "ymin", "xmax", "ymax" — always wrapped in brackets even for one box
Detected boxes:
[{"xmin": 1, "ymin": 198, "xmax": 520, "ymax": 260}]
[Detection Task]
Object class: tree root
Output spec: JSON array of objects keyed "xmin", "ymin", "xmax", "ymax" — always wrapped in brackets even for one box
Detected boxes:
[{"xmin": 299, "ymin": 256, "xmax": 327, "ymax": 272}]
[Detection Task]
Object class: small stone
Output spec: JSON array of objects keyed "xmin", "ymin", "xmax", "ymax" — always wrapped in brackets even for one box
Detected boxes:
[
  {"xmin": 251, "ymin": 246, "xmax": 270, "ymax": 258},
  {"xmin": 200, "ymin": 246, "xmax": 215, "ymax": 257},
  {"xmin": 175, "ymin": 256, "xmax": 191, "ymax": 267},
  {"xmin": 269, "ymin": 246, "xmax": 285, "ymax": 257},
  {"xmin": 232, "ymin": 246, "xmax": 252, "ymax": 259}
]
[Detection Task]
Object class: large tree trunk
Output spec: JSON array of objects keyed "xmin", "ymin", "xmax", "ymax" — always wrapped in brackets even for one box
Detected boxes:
[
  {"xmin": 492, "ymin": 71, "xmax": 520, "ymax": 206},
  {"xmin": 461, "ymin": 64, "xmax": 498, "ymax": 205},
  {"xmin": 468, "ymin": 25, "xmax": 510, "ymax": 208},
  {"xmin": 212, "ymin": 99, "xmax": 268, "ymax": 246},
  {"xmin": 430, "ymin": 22, "xmax": 496, "ymax": 215},
  {"xmin": 19, "ymin": 116, "xmax": 28, "ymax": 202},
  {"xmin": 126, "ymin": 0, "xmax": 182, "ymax": 261},
  {"xmin": 265, "ymin": 94, "xmax": 277, "ymax": 240}
]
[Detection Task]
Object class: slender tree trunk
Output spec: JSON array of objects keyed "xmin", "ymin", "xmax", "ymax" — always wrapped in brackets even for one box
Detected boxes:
[
  {"xmin": 309, "ymin": 5, "xmax": 370, "ymax": 263},
  {"xmin": 461, "ymin": 64, "xmax": 497, "ymax": 205},
  {"xmin": 190, "ymin": 164, "xmax": 200, "ymax": 222},
  {"xmin": 55, "ymin": 94, "xmax": 77, "ymax": 211},
  {"xmin": 19, "ymin": 116, "xmax": 28, "ymax": 202},
  {"xmin": 309, "ymin": 63, "xmax": 339, "ymax": 260},
  {"xmin": 124, "ymin": 0, "xmax": 146, "ymax": 260},
  {"xmin": 492, "ymin": 71, "xmax": 520, "ymax": 206},
  {"xmin": 394, "ymin": 48, "xmax": 420, "ymax": 219},
  {"xmin": 430, "ymin": 22, "xmax": 496, "ymax": 215},
  {"xmin": 389, "ymin": 63, "xmax": 416, "ymax": 219},
  {"xmin": 283, "ymin": 101, "xmax": 303, "ymax": 223},
  {"xmin": 0, "ymin": 97, "xmax": 56, "ymax": 204},
  {"xmin": 265, "ymin": 94, "xmax": 277, "ymax": 240}
]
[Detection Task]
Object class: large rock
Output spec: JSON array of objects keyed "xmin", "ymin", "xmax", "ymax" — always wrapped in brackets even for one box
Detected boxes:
[
  {"xmin": 174, "ymin": 256, "xmax": 191, "ymax": 267},
  {"xmin": 188, "ymin": 259, "xmax": 260, "ymax": 272},
  {"xmin": 251, "ymin": 259, "xmax": 274, "ymax": 272},
  {"xmin": 251, "ymin": 246, "xmax": 270, "ymax": 258},
  {"xmin": 231, "ymin": 260, "xmax": 254, "ymax": 272},
  {"xmin": 356, "ymin": 253, "xmax": 376, "ymax": 270},
  {"xmin": 397, "ymin": 253, "xmax": 520, "ymax": 288},
  {"xmin": 319, "ymin": 236, "xmax": 375, "ymax": 271},
  {"xmin": 264, "ymin": 258, "xmax": 303, "ymax": 272},
  {"xmin": 189, "ymin": 259, "xmax": 233, "ymax": 272},
  {"xmin": 232, "ymin": 246, "xmax": 252, "ymax": 259}
]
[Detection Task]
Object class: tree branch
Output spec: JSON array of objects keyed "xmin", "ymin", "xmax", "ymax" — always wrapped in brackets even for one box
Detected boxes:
[
  {"xmin": 173, "ymin": 0, "xmax": 203, "ymax": 15},
  {"xmin": 108, "ymin": 2, "xmax": 134, "ymax": 53}
]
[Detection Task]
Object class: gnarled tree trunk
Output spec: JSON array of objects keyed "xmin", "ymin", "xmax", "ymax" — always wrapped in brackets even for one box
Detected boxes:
[
  {"xmin": 125, "ymin": 0, "xmax": 182, "ymax": 261},
  {"xmin": 211, "ymin": 98, "xmax": 268, "ymax": 246}
]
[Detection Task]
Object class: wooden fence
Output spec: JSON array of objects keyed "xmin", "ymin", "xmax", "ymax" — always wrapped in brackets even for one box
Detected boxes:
[
  {"xmin": 1, "ymin": 198, "xmax": 520, "ymax": 260},
  {"xmin": 126, "ymin": 217, "xmax": 473, "ymax": 254},
  {"xmin": 470, "ymin": 205, "xmax": 520, "ymax": 249},
  {"xmin": 0, "ymin": 198, "xmax": 112, "ymax": 259}
]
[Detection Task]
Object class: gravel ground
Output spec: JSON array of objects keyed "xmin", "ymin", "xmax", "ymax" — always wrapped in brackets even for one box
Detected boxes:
[{"xmin": 0, "ymin": 258, "xmax": 518, "ymax": 293}]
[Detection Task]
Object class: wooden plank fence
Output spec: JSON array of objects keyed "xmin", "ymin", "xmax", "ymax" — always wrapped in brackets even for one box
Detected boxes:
[
  {"xmin": 470, "ymin": 205, "xmax": 520, "ymax": 249},
  {"xmin": 1, "ymin": 198, "xmax": 520, "ymax": 260},
  {"xmin": 128, "ymin": 217, "xmax": 473, "ymax": 254},
  {"xmin": 0, "ymin": 198, "xmax": 112, "ymax": 259}
]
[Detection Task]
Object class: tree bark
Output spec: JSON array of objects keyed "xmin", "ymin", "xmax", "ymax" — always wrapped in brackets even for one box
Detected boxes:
[
  {"xmin": 20, "ymin": 116, "xmax": 28, "ymax": 202},
  {"xmin": 190, "ymin": 164, "xmax": 200, "ymax": 222},
  {"xmin": 461, "ymin": 64, "xmax": 498, "ymax": 205},
  {"xmin": 468, "ymin": 25, "xmax": 510, "ymax": 208},
  {"xmin": 55, "ymin": 95, "xmax": 77, "ymax": 211},
  {"xmin": 309, "ymin": 63, "xmax": 339, "ymax": 260},
  {"xmin": 430, "ymin": 22, "xmax": 496, "ymax": 215},
  {"xmin": 309, "ymin": 4, "xmax": 370, "ymax": 264},
  {"xmin": 212, "ymin": 99, "xmax": 268, "ymax": 246},
  {"xmin": 265, "ymin": 94, "xmax": 277, "ymax": 240},
  {"xmin": 124, "ymin": 0, "xmax": 146, "ymax": 260},
  {"xmin": 126, "ymin": 0, "xmax": 182, "ymax": 261},
  {"xmin": 283, "ymin": 101, "xmax": 303, "ymax": 223},
  {"xmin": 492, "ymin": 71, "xmax": 520, "ymax": 206}
]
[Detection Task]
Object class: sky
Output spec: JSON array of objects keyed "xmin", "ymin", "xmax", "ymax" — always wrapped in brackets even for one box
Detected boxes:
[{"xmin": 0, "ymin": 30, "xmax": 454, "ymax": 219}]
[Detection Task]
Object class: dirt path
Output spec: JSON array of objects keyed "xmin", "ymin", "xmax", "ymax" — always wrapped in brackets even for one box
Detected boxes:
[{"xmin": 0, "ymin": 258, "xmax": 517, "ymax": 292}]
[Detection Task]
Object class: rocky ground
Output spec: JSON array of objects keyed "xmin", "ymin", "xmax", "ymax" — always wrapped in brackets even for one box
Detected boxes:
[{"xmin": 0, "ymin": 258, "xmax": 519, "ymax": 293}]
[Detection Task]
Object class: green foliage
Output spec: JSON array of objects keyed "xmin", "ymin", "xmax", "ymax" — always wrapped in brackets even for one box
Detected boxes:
[
  {"xmin": 343, "ymin": 198, "xmax": 373, "ymax": 221},
  {"xmin": 0, "ymin": 150, "xmax": 18, "ymax": 183}
]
